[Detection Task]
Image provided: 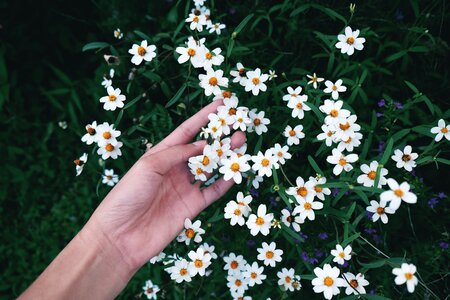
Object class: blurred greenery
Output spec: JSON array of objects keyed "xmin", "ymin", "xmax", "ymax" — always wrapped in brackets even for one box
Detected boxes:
[{"xmin": 1, "ymin": 0, "xmax": 450, "ymax": 299}]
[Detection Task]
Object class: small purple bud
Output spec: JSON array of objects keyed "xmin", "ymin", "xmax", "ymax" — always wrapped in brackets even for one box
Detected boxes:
[
  {"xmin": 438, "ymin": 192, "xmax": 446, "ymax": 199},
  {"xmin": 377, "ymin": 99, "xmax": 385, "ymax": 107},
  {"xmin": 318, "ymin": 232, "xmax": 329, "ymax": 240},
  {"xmin": 376, "ymin": 112, "xmax": 383, "ymax": 118},
  {"xmin": 394, "ymin": 101, "xmax": 403, "ymax": 109},
  {"xmin": 439, "ymin": 242, "xmax": 449, "ymax": 249},
  {"xmin": 428, "ymin": 198, "xmax": 438, "ymax": 209}
]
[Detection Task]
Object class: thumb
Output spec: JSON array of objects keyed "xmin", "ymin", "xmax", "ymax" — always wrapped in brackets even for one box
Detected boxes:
[{"xmin": 146, "ymin": 141, "xmax": 206, "ymax": 175}]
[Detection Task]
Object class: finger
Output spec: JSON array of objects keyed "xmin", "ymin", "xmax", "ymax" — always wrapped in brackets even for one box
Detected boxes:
[
  {"xmin": 146, "ymin": 141, "xmax": 207, "ymax": 175},
  {"xmin": 201, "ymin": 177, "xmax": 236, "ymax": 207},
  {"xmin": 145, "ymin": 99, "xmax": 224, "ymax": 156}
]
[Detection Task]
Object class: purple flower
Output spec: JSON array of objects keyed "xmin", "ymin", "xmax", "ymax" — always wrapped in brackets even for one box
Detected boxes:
[
  {"xmin": 439, "ymin": 242, "xmax": 449, "ymax": 249},
  {"xmin": 332, "ymin": 188, "xmax": 340, "ymax": 197},
  {"xmin": 438, "ymin": 192, "xmax": 446, "ymax": 199},
  {"xmin": 315, "ymin": 248, "xmax": 325, "ymax": 258},
  {"xmin": 376, "ymin": 112, "xmax": 383, "ymax": 118},
  {"xmin": 249, "ymin": 188, "xmax": 259, "ymax": 198},
  {"xmin": 318, "ymin": 232, "xmax": 328, "ymax": 240},
  {"xmin": 268, "ymin": 196, "xmax": 277, "ymax": 207},
  {"xmin": 308, "ymin": 257, "xmax": 319, "ymax": 265},
  {"xmin": 377, "ymin": 99, "xmax": 385, "ymax": 107},
  {"xmin": 394, "ymin": 101, "xmax": 403, "ymax": 109},
  {"xmin": 367, "ymin": 211, "xmax": 374, "ymax": 220},
  {"xmin": 341, "ymin": 261, "xmax": 349, "ymax": 268},
  {"xmin": 369, "ymin": 289, "xmax": 377, "ymax": 295},
  {"xmin": 377, "ymin": 141, "xmax": 385, "ymax": 154},
  {"xmin": 246, "ymin": 240, "xmax": 256, "ymax": 248},
  {"xmin": 411, "ymin": 169, "xmax": 416, "ymax": 176},
  {"xmin": 298, "ymin": 231, "xmax": 308, "ymax": 240},
  {"xmin": 301, "ymin": 251, "xmax": 310, "ymax": 262},
  {"xmin": 364, "ymin": 228, "xmax": 377, "ymax": 235},
  {"xmin": 428, "ymin": 198, "xmax": 438, "ymax": 209}
]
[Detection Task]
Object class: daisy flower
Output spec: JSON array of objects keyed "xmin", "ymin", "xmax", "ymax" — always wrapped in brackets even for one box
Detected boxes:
[
  {"xmin": 244, "ymin": 68, "xmax": 269, "ymax": 96},
  {"xmin": 312, "ymin": 264, "xmax": 346, "ymax": 300},
  {"xmin": 175, "ymin": 37, "xmax": 206, "ymax": 68},
  {"xmin": 317, "ymin": 124, "xmax": 336, "ymax": 147},
  {"xmin": 99, "ymin": 86, "xmax": 126, "ymax": 111},
  {"xmin": 224, "ymin": 200, "xmax": 247, "ymax": 226},
  {"xmin": 199, "ymin": 68, "xmax": 229, "ymax": 96},
  {"xmin": 101, "ymin": 77, "xmax": 112, "ymax": 88},
  {"xmin": 309, "ymin": 176, "xmax": 331, "ymax": 200},
  {"xmin": 168, "ymin": 259, "xmax": 192, "ymax": 283},
  {"xmin": 142, "ymin": 280, "xmax": 160, "ymax": 300},
  {"xmin": 271, "ymin": 143, "xmax": 292, "ymax": 165},
  {"xmin": 357, "ymin": 161, "xmax": 388, "ymax": 187},
  {"xmin": 230, "ymin": 62, "xmax": 247, "ymax": 85},
  {"xmin": 268, "ymin": 70, "xmax": 277, "ymax": 80},
  {"xmin": 188, "ymin": 247, "xmax": 212, "ymax": 276},
  {"xmin": 128, "ymin": 40, "xmax": 157, "ymax": 65},
  {"xmin": 319, "ymin": 100, "xmax": 351, "ymax": 126},
  {"xmin": 323, "ymin": 79, "xmax": 347, "ymax": 100},
  {"xmin": 97, "ymin": 142, "xmax": 123, "ymax": 160},
  {"xmin": 209, "ymin": 22, "xmax": 226, "ymax": 34},
  {"xmin": 334, "ymin": 115, "xmax": 361, "ymax": 142},
  {"xmin": 235, "ymin": 192, "xmax": 253, "ymax": 215},
  {"xmin": 286, "ymin": 176, "xmax": 316, "ymax": 202},
  {"xmin": 102, "ymin": 169, "xmax": 119, "ymax": 186},
  {"xmin": 227, "ymin": 273, "xmax": 249, "ymax": 296},
  {"xmin": 343, "ymin": 272, "xmax": 369, "ymax": 295},
  {"xmin": 256, "ymin": 242, "xmax": 283, "ymax": 267},
  {"xmin": 96, "ymin": 122, "xmax": 121, "ymax": 147},
  {"xmin": 202, "ymin": 47, "xmax": 224, "ymax": 70},
  {"xmin": 366, "ymin": 199, "xmax": 395, "ymax": 224},
  {"xmin": 336, "ymin": 132, "xmax": 363, "ymax": 152},
  {"xmin": 277, "ymin": 268, "xmax": 299, "ymax": 292},
  {"xmin": 224, "ymin": 253, "xmax": 247, "ymax": 275},
  {"xmin": 219, "ymin": 153, "xmax": 251, "ymax": 184},
  {"xmin": 242, "ymin": 262, "xmax": 266, "ymax": 286},
  {"xmin": 306, "ymin": 73, "xmax": 324, "ymax": 89},
  {"xmin": 335, "ymin": 26, "xmax": 366, "ymax": 56},
  {"xmin": 188, "ymin": 161, "xmax": 207, "ymax": 181},
  {"xmin": 247, "ymin": 109, "xmax": 270, "ymax": 135},
  {"xmin": 282, "ymin": 86, "xmax": 303, "ymax": 102},
  {"xmin": 74, "ymin": 153, "xmax": 88, "ymax": 176},
  {"xmin": 380, "ymin": 178, "xmax": 417, "ymax": 210},
  {"xmin": 281, "ymin": 208, "xmax": 303, "ymax": 232},
  {"xmin": 201, "ymin": 243, "xmax": 218, "ymax": 260},
  {"xmin": 246, "ymin": 204, "xmax": 273, "ymax": 236},
  {"xmin": 186, "ymin": 12, "xmax": 207, "ymax": 31},
  {"xmin": 113, "ymin": 28, "xmax": 123, "ymax": 39},
  {"xmin": 284, "ymin": 125, "xmax": 305, "ymax": 146},
  {"xmin": 287, "ymin": 94, "xmax": 311, "ymax": 119},
  {"xmin": 326, "ymin": 148, "xmax": 359, "ymax": 176},
  {"xmin": 391, "ymin": 145, "xmax": 418, "ymax": 172},
  {"xmin": 431, "ymin": 119, "xmax": 450, "ymax": 141},
  {"xmin": 330, "ymin": 244, "xmax": 352, "ymax": 265},
  {"xmin": 149, "ymin": 251, "xmax": 165, "ymax": 264},
  {"xmin": 293, "ymin": 198, "xmax": 323, "ymax": 221},
  {"xmin": 233, "ymin": 109, "xmax": 251, "ymax": 131},
  {"xmin": 392, "ymin": 263, "xmax": 418, "ymax": 293},
  {"xmin": 81, "ymin": 121, "xmax": 99, "ymax": 145},
  {"xmin": 251, "ymin": 149, "xmax": 278, "ymax": 177},
  {"xmin": 176, "ymin": 218, "xmax": 205, "ymax": 245}
]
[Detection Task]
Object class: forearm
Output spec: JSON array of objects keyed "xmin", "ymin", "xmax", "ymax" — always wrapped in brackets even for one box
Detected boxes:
[{"xmin": 19, "ymin": 223, "xmax": 137, "ymax": 300}]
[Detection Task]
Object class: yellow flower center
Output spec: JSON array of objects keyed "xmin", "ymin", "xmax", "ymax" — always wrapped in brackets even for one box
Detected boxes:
[
  {"xmin": 324, "ymin": 276, "xmax": 334, "ymax": 287},
  {"xmin": 330, "ymin": 109, "xmax": 338, "ymax": 117},
  {"xmin": 180, "ymin": 268, "xmax": 188, "ymax": 276},
  {"xmin": 205, "ymin": 52, "xmax": 213, "ymax": 60},
  {"xmin": 137, "ymin": 46, "xmax": 146, "ymax": 56},
  {"xmin": 187, "ymin": 48, "xmax": 196, "ymax": 57},
  {"xmin": 347, "ymin": 37, "xmax": 355, "ymax": 45},
  {"xmin": 185, "ymin": 228, "xmax": 195, "ymax": 238},
  {"xmin": 103, "ymin": 131, "xmax": 111, "ymax": 139},
  {"xmin": 105, "ymin": 144, "xmax": 114, "ymax": 152},
  {"xmin": 339, "ymin": 252, "xmax": 345, "ymax": 258},
  {"xmin": 394, "ymin": 189, "xmax": 404, "ymax": 197},
  {"xmin": 291, "ymin": 93, "xmax": 297, "ymax": 97},
  {"xmin": 261, "ymin": 158, "xmax": 270, "ymax": 167},
  {"xmin": 234, "ymin": 209, "xmax": 241, "ymax": 216},
  {"xmin": 230, "ymin": 163, "xmax": 240, "ymax": 172},
  {"xmin": 256, "ymin": 217, "xmax": 265, "ymax": 225},
  {"xmin": 296, "ymin": 102, "xmax": 303, "ymax": 109},
  {"xmin": 108, "ymin": 95, "xmax": 117, "ymax": 101},
  {"xmin": 327, "ymin": 131, "xmax": 333, "ymax": 137},
  {"xmin": 304, "ymin": 202, "xmax": 312, "ymax": 210},
  {"xmin": 202, "ymin": 156, "xmax": 210, "ymax": 166},
  {"xmin": 405, "ymin": 272, "xmax": 413, "ymax": 280},
  {"xmin": 196, "ymin": 168, "xmax": 203, "ymax": 175},
  {"xmin": 252, "ymin": 77, "xmax": 260, "ymax": 85},
  {"xmin": 338, "ymin": 158, "xmax": 347, "ymax": 166},
  {"xmin": 194, "ymin": 259, "xmax": 203, "ymax": 268},
  {"xmin": 209, "ymin": 77, "xmax": 218, "ymax": 86}
]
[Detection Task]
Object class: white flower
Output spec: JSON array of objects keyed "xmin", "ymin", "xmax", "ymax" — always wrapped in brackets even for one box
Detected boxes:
[
  {"xmin": 317, "ymin": 124, "xmax": 336, "ymax": 147},
  {"xmin": 193, "ymin": 0, "xmax": 205, "ymax": 6},
  {"xmin": 357, "ymin": 161, "xmax": 388, "ymax": 188},
  {"xmin": 244, "ymin": 68, "xmax": 268, "ymax": 96},
  {"xmin": 96, "ymin": 122, "xmax": 121, "ymax": 147},
  {"xmin": 309, "ymin": 176, "xmax": 331, "ymax": 200},
  {"xmin": 366, "ymin": 199, "xmax": 395, "ymax": 224},
  {"xmin": 271, "ymin": 143, "xmax": 292, "ymax": 165},
  {"xmin": 230, "ymin": 62, "xmax": 247, "ymax": 85},
  {"xmin": 392, "ymin": 263, "xmax": 418, "ymax": 293},
  {"xmin": 201, "ymin": 242, "xmax": 218, "ymax": 260},
  {"xmin": 331, "ymin": 244, "xmax": 352, "ymax": 265},
  {"xmin": 142, "ymin": 280, "xmax": 160, "ymax": 300},
  {"xmin": 324, "ymin": 79, "xmax": 347, "ymax": 100},
  {"xmin": 306, "ymin": 73, "xmax": 324, "ymax": 89},
  {"xmin": 102, "ymin": 169, "xmax": 119, "ymax": 186},
  {"xmin": 224, "ymin": 253, "xmax": 247, "ymax": 275},
  {"xmin": 277, "ymin": 268, "xmax": 299, "ymax": 292},
  {"xmin": 380, "ymin": 178, "xmax": 417, "ymax": 210},
  {"xmin": 287, "ymin": 95, "xmax": 311, "ymax": 119},
  {"xmin": 199, "ymin": 68, "xmax": 229, "ymax": 96},
  {"xmin": 247, "ymin": 109, "xmax": 270, "ymax": 135},
  {"xmin": 99, "ymin": 86, "xmax": 126, "ymax": 111},
  {"xmin": 186, "ymin": 12, "xmax": 207, "ymax": 31},
  {"xmin": 251, "ymin": 149, "xmax": 278, "ymax": 177},
  {"xmin": 282, "ymin": 86, "xmax": 302, "ymax": 102},
  {"xmin": 257, "ymin": 242, "xmax": 283, "ymax": 267},
  {"xmin": 246, "ymin": 204, "xmax": 273, "ymax": 236},
  {"xmin": 101, "ymin": 77, "xmax": 112, "ymax": 88},
  {"xmin": 235, "ymin": 192, "xmax": 253, "ymax": 215},
  {"xmin": 113, "ymin": 28, "xmax": 123, "ymax": 39},
  {"xmin": 168, "ymin": 259, "xmax": 192, "ymax": 283},
  {"xmin": 58, "ymin": 121, "xmax": 68, "ymax": 129},
  {"xmin": 189, "ymin": 153, "xmax": 217, "ymax": 174},
  {"xmin": 319, "ymin": 100, "xmax": 351, "ymax": 126},
  {"xmin": 293, "ymin": 198, "xmax": 323, "ymax": 221},
  {"xmin": 202, "ymin": 47, "xmax": 224, "ymax": 70},
  {"xmin": 224, "ymin": 200, "xmax": 247, "ymax": 226},
  {"xmin": 175, "ymin": 37, "xmax": 206, "ymax": 68},
  {"xmin": 268, "ymin": 70, "xmax": 277, "ymax": 80},
  {"xmin": 233, "ymin": 109, "xmax": 251, "ymax": 131},
  {"xmin": 336, "ymin": 132, "xmax": 363, "ymax": 152},
  {"xmin": 227, "ymin": 272, "xmax": 249, "ymax": 296},
  {"xmin": 251, "ymin": 174, "xmax": 264, "ymax": 189},
  {"xmin": 343, "ymin": 272, "xmax": 369, "ymax": 295},
  {"xmin": 280, "ymin": 208, "xmax": 303, "ymax": 232},
  {"xmin": 81, "ymin": 121, "xmax": 99, "ymax": 145},
  {"xmin": 391, "ymin": 145, "xmax": 418, "ymax": 172},
  {"xmin": 283, "ymin": 125, "xmax": 305, "ymax": 146},
  {"xmin": 149, "ymin": 252, "xmax": 166, "ymax": 264},
  {"xmin": 74, "ymin": 153, "xmax": 88, "ymax": 176},
  {"xmin": 97, "ymin": 142, "xmax": 123, "ymax": 160},
  {"xmin": 326, "ymin": 148, "xmax": 358, "ymax": 176},
  {"xmin": 335, "ymin": 26, "xmax": 366, "ymax": 56},
  {"xmin": 188, "ymin": 161, "xmax": 207, "ymax": 181},
  {"xmin": 209, "ymin": 22, "xmax": 226, "ymax": 34},
  {"xmin": 312, "ymin": 264, "xmax": 346, "ymax": 300},
  {"xmin": 128, "ymin": 40, "xmax": 156, "ymax": 65},
  {"xmin": 431, "ymin": 119, "xmax": 450, "ymax": 141},
  {"xmin": 176, "ymin": 218, "xmax": 205, "ymax": 245},
  {"xmin": 242, "ymin": 262, "xmax": 266, "ymax": 286},
  {"xmin": 188, "ymin": 247, "xmax": 212, "ymax": 276},
  {"xmin": 334, "ymin": 115, "xmax": 361, "ymax": 142},
  {"xmin": 286, "ymin": 176, "xmax": 316, "ymax": 202},
  {"xmin": 219, "ymin": 153, "xmax": 251, "ymax": 184}
]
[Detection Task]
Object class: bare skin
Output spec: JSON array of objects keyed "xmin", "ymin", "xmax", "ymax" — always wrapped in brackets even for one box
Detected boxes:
[{"xmin": 20, "ymin": 99, "xmax": 246, "ymax": 299}]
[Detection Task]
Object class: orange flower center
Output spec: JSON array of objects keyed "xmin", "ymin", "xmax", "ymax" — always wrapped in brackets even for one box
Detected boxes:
[
  {"xmin": 405, "ymin": 272, "xmax": 413, "ymax": 280},
  {"xmin": 180, "ymin": 268, "xmax": 188, "ymax": 276},
  {"xmin": 256, "ymin": 217, "xmax": 265, "ymax": 225},
  {"xmin": 230, "ymin": 163, "xmax": 240, "ymax": 172},
  {"xmin": 185, "ymin": 228, "xmax": 195, "ymax": 238},
  {"xmin": 252, "ymin": 77, "xmax": 260, "ymax": 85},
  {"xmin": 441, "ymin": 127, "xmax": 449, "ymax": 133},
  {"xmin": 202, "ymin": 156, "xmax": 210, "ymax": 166},
  {"xmin": 261, "ymin": 158, "xmax": 270, "ymax": 167},
  {"xmin": 209, "ymin": 77, "xmax": 218, "ymax": 86},
  {"xmin": 251, "ymin": 272, "xmax": 257, "ymax": 279},
  {"xmin": 289, "ymin": 130, "xmax": 296, "ymax": 136},
  {"xmin": 324, "ymin": 276, "xmax": 334, "ymax": 287},
  {"xmin": 105, "ymin": 144, "xmax": 114, "ymax": 152},
  {"xmin": 187, "ymin": 48, "xmax": 196, "ymax": 57},
  {"xmin": 193, "ymin": 16, "xmax": 199, "ymax": 23},
  {"xmin": 235, "ymin": 279, "xmax": 242, "ymax": 287},
  {"xmin": 137, "ymin": 46, "xmax": 146, "ymax": 56},
  {"xmin": 146, "ymin": 288, "xmax": 153, "ymax": 294},
  {"xmin": 73, "ymin": 159, "xmax": 82, "ymax": 166},
  {"xmin": 339, "ymin": 252, "xmax": 345, "ymax": 258},
  {"xmin": 330, "ymin": 109, "xmax": 338, "ymax": 117},
  {"xmin": 377, "ymin": 207, "xmax": 385, "ymax": 215},
  {"xmin": 234, "ymin": 209, "xmax": 241, "ymax": 216},
  {"xmin": 350, "ymin": 279, "xmax": 359, "ymax": 288},
  {"xmin": 297, "ymin": 187, "xmax": 308, "ymax": 197},
  {"xmin": 109, "ymin": 95, "xmax": 117, "ymax": 101},
  {"xmin": 103, "ymin": 131, "xmax": 111, "ymax": 139},
  {"xmin": 222, "ymin": 90, "xmax": 232, "ymax": 98},
  {"xmin": 332, "ymin": 85, "xmax": 337, "ymax": 91},
  {"xmin": 315, "ymin": 186, "xmax": 323, "ymax": 193},
  {"xmin": 196, "ymin": 168, "xmax": 203, "ymax": 175},
  {"xmin": 106, "ymin": 175, "xmax": 112, "ymax": 180},
  {"xmin": 205, "ymin": 52, "xmax": 213, "ymax": 60},
  {"xmin": 285, "ymin": 276, "xmax": 292, "ymax": 283},
  {"xmin": 228, "ymin": 107, "xmax": 237, "ymax": 115},
  {"xmin": 253, "ymin": 118, "xmax": 261, "ymax": 126},
  {"xmin": 368, "ymin": 171, "xmax": 377, "ymax": 180},
  {"xmin": 338, "ymin": 158, "xmax": 347, "ymax": 166},
  {"xmin": 239, "ymin": 68, "xmax": 246, "ymax": 76},
  {"xmin": 265, "ymin": 251, "xmax": 274, "ymax": 259},
  {"xmin": 230, "ymin": 261, "xmax": 239, "ymax": 269},
  {"xmin": 216, "ymin": 149, "xmax": 223, "ymax": 157},
  {"xmin": 394, "ymin": 189, "xmax": 404, "ymax": 197},
  {"xmin": 304, "ymin": 202, "xmax": 312, "ymax": 210},
  {"xmin": 194, "ymin": 259, "xmax": 203, "ymax": 268},
  {"xmin": 402, "ymin": 154, "xmax": 411, "ymax": 162},
  {"xmin": 87, "ymin": 127, "xmax": 96, "ymax": 135},
  {"xmin": 327, "ymin": 131, "xmax": 333, "ymax": 137},
  {"xmin": 277, "ymin": 151, "xmax": 283, "ymax": 157},
  {"xmin": 347, "ymin": 37, "xmax": 355, "ymax": 45},
  {"xmin": 291, "ymin": 93, "xmax": 297, "ymax": 97},
  {"xmin": 296, "ymin": 102, "xmax": 303, "ymax": 109},
  {"xmin": 339, "ymin": 122, "xmax": 350, "ymax": 131}
]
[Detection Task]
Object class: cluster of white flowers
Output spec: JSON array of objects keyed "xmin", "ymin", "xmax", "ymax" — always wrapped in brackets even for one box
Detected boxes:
[
  {"xmin": 185, "ymin": 4, "xmax": 226, "ymax": 34},
  {"xmin": 80, "ymin": 121, "xmax": 123, "ymax": 160}
]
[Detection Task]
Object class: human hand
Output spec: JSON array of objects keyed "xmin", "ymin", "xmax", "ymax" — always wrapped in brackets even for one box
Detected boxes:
[{"xmin": 84, "ymin": 99, "xmax": 246, "ymax": 275}]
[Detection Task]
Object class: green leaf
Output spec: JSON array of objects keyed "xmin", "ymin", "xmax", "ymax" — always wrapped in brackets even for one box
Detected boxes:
[
  {"xmin": 114, "ymin": 109, "xmax": 124, "ymax": 127},
  {"xmin": 289, "ymin": 4, "xmax": 310, "ymax": 17},
  {"xmin": 124, "ymin": 94, "xmax": 143, "ymax": 109},
  {"xmin": 233, "ymin": 13, "xmax": 255, "ymax": 35},
  {"xmin": 436, "ymin": 157, "xmax": 450, "ymax": 165},
  {"xmin": 134, "ymin": 30, "xmax": 152, "ymax": 42},
  {"xmin": 392, "ymin": 128, "xmax": 410, "ymax": 142},
  {"xmin": 380, "ymin": 138, "xmax": 393, "ymax": 165},
  {"xmin": 342, "ymin": 232, "xmax": 360, "ymax": 247},
  {"xmin": 385, "ymin": 50, "xmax": 407, "ymax": 63},
  {"xmin": 307, "ymin": 155, "xmax": 323, "ymax": 176},
  {"xmin": 165, "ymin": 84, "xmax": 186, "ymax": 108},
  {"xmin": 82, "ymin": 42, "xmax": 109, "ymax": 52},
  {"xmin": 404, "ymin": 80, "xmax": 419, "ymax": 94}
]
